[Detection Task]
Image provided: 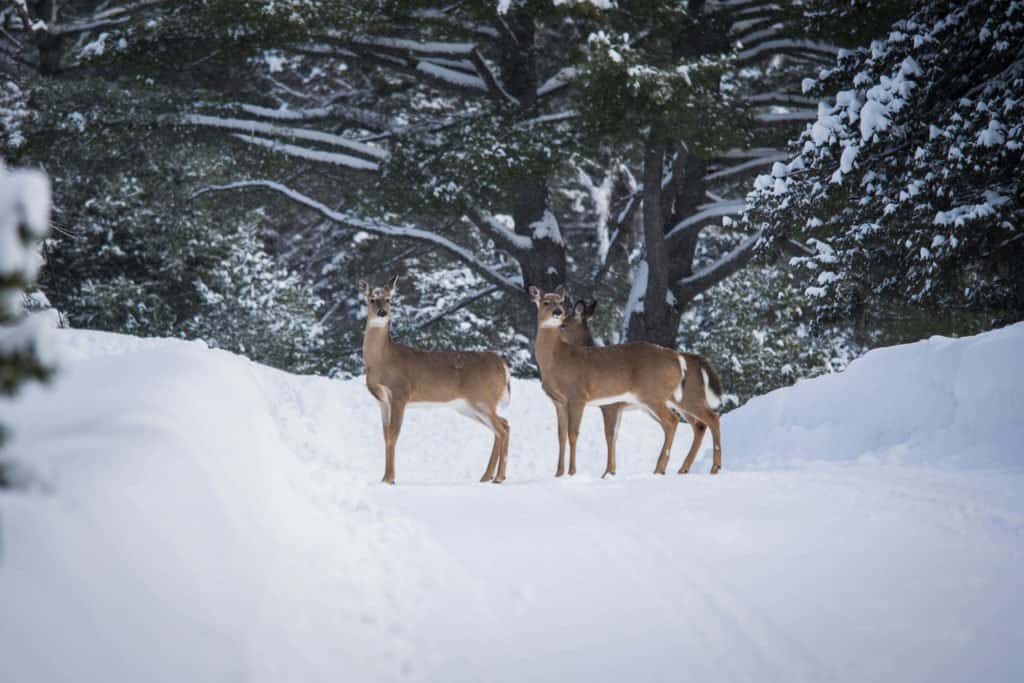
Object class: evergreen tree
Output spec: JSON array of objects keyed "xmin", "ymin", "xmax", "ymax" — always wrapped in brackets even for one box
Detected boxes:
[
  {"xmin": 0, "ymin": 161, "xmax": 52, "ymax": 454},
  {"xmin": 748, "ymin": 0, "xmax": 1024, "ymax": 343}
]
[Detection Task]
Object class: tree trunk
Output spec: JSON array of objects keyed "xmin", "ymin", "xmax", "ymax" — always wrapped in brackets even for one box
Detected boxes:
[
  {"xmin": 495, "ymin": 8, "xmax": 566, "ymax": 343},
  {"xmin": 31, "ymin": 0, "xmax": 64, "ymax": 75},
  {"xmin": 626, "ymin": 140, "xmax": 680, "ymax": 347}
]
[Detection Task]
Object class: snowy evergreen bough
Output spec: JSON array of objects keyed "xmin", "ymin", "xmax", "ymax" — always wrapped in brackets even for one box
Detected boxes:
[
  {"xmin": 0, "ymin": 161, "xmax": 52, "ymax": 457},
  {"xmin": 749, "ymin": 0, "xmax": 1024, "ymax": 338}
]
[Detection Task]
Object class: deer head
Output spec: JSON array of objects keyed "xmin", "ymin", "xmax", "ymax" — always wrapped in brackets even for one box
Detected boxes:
[
  {"xmin": 528, "ymin": 285, "xmax": 567, "ymax": 328},
  {"xmin": 359, "ymin": 276, "xmax": 399, "ymax": 328},
  {"xmin": 561, "ymin": 298, "xmax": 598, "ymax": 346}
]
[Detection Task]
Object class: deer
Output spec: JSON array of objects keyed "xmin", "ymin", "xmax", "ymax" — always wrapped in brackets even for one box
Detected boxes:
[
  {"xmin": 360, "ymin": 277, "xmax": 511, "ymax": 485},
  {"xmin": 531, "ymin": 286, "xmax": 723, "ymax": 478}
]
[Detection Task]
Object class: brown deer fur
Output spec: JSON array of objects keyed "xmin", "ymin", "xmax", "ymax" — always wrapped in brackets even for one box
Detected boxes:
[
  {"xmin": 361, "ymin": 278, "xmax": 511, "ymax": 484},
  {"xmin": 533, "ymin": 287, "xmax": 723, "ymax": 476}
]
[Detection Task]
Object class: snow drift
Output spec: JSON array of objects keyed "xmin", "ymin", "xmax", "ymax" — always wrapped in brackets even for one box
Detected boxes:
[{"xmin": 1, "ymin": 323, "xmax": 1022, "ymax": 683}]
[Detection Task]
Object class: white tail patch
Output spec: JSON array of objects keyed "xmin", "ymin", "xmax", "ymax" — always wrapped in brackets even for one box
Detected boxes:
[
  {"xmin": 702, "ymin": 368, "xmax": 721, "ymax": 409},
  {"xmin": 674, "ymin": 355, "xmax": 687, "ymax": 401}
]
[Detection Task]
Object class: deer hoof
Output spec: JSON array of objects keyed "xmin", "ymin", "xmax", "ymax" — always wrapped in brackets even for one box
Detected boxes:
[
  {"xmin": 382, "ymin": 478, "xmax": 395, "ymax": 486},
  {"xmin": 492, "ymin": 477, "xmax": 505, "ymax": 484},
  {"xmin": 601, "ymin": 470, "xmax": 615, "ymax": 479},
  {"xmin": 678, "ymin": 467, "xmax": 689, "ymax": 475},
  {"xmin": 480, "ymin": 474, "xmax": 493, "ymax": 483},
  {"xmin": 555, "ymin": 469, "xmax": 564, "ymax": 478},
  {"xmin": 710, "ymin": 465, "xmax": 721, "ymax": 475}
]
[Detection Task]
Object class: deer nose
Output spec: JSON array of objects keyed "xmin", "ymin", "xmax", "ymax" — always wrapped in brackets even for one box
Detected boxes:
[
  {"xmin": 377, "ymin": 307, "xmax": 387, "ymax": 316},
  {"xmin": 552, "ymin": 308, "xmax": 563, "ymax": 317}
]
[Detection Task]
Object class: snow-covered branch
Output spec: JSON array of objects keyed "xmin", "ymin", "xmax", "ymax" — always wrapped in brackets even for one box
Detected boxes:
[
  {"xmin": 736, "ymin": 39, "xmax": 839, "ymax": 65},
  {"xmin": 192, "ymin": 181, "xmax": 523, "ymax": 293},
  {"xmin": 234, "ymin": 102, "xmax": 395, "ymax": 132},
  {"xmin": 464, "ymin": 209, "xmax": 533, "ymax": 253},
  {"xmin": 665, "ymin": 200, "xmax": 746, "ymax": 244},
  {"xmin": 538, "ymin": 67, "xmax": 577, "ymax": 97},
  {"xmin": 672, "ymin": 230, "xmax": 764, "ymax": 303},
  {"xmin": 180, "ymin": 114, "xmax": 388, "ymax": 162},
  {"xmin": 704, "ymin": 151, "xmax": 788, "ymax": 181},
  {"xmin": 228, "ymin": 134, "xmax": 380, "ymax": 171}
]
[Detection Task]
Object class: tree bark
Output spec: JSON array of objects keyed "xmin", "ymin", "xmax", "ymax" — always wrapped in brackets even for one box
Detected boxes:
[{"xmin": 626, "ymin": 139, "xmax": 680, "ymax": 347}]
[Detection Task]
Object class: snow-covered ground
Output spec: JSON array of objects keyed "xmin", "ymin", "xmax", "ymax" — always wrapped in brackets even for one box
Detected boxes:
[{"xmin": 2, "ymin": 324, "xmax": 1022, "ymax": 683}]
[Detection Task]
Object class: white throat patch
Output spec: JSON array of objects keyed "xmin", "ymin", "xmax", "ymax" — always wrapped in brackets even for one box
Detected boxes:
[
  {"xmin": 541, "ymin": 318, "xmax": 563, "ymax": 328},
  {"xmin": 368, "ymin": 318, "xmax": 388, "ymax": 327}
]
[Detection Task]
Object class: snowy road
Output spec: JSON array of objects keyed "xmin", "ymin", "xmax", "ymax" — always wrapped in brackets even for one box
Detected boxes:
[{"xmin": 2, "ymin": 326, "xmax": 1022, "ymax": 682}]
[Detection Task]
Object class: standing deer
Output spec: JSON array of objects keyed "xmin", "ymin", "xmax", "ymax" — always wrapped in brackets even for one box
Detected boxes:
[
  {"xmin": 532, "ymin": 286, "xmax": 723, "ymax": 477},
  {"xmin": 360, "ymin": 277, "xmax": 511, "ymax": 484}
]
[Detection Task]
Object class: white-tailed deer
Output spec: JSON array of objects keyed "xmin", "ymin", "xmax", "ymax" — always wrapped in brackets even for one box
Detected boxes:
[
  {"xmin": 532, "ymin": 286, "xmax": 723, "ymax": 477},
  {"xmin": 360, "ymin": 277, "xmax": 511, "ymax": 484}
]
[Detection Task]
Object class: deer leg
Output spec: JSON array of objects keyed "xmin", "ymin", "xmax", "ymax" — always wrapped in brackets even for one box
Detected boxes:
[
  {"xmin": 481, "ymin": 411, "xmax": 510, "ymax": 484},
  {"xmin": 706, "ymin": 411, "xmax": 723, "ymax": 474},
  {"xmin": 492, "ymin": 414, "xmax": 510, "ymax": 484},
  {"xmin": 678, "ymin": 420, "xmax": 707, "ymax": 474},
  {"xmin": 382, "ymin": 399, "xmax": 406, "ymax": 485},
  {"xmin": 554, "ymin": 402, "xmax": 568, "ymax": 477},
  {"xmin": 567, "ymin": 400, "xmax": 585, "ymax": 476},
  {"xmin": 481, "ymin": 440, "xmax": 500, "ymax": 483},
  {"xmin": 653, "ymin": 406, "xmax": 678, "ymax": 475},
  {"xmin": 601, "ymin": 404, "xmax": 622, "ymax": 478}
]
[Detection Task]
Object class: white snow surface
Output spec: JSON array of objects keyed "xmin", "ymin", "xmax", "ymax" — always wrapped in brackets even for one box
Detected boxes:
[{"xmin": 2, "ymin": 324, "xmax": 1023, "ymax": 683}]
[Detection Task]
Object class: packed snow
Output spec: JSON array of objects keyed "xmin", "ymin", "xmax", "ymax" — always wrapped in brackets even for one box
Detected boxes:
[{"xmin": 1, "ymin": 324, "xmax": 1023, "ymax": 683}]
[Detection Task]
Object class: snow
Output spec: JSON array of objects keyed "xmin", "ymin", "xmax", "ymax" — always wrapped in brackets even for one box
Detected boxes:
[
  {"xmin": 0, "ymin": 164, "xmax": 51, "ymax": 314},
  {"xmin": 529, "ymin": 209, "xmax": 563, "ymax": 245},
  {"xmin": 229, "ymin": 134, "xmax": 380, "ymax": 171},
  {"xmin": 416, "ymin": 62, "xmax": 487, "ymax": 91},
  {"xmin": 2, "ymin": 324, "xmax": 1024, "ymax": 683}
]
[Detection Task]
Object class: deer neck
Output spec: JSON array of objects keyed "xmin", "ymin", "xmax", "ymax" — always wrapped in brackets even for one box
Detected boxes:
[
  {"xmin": 534, "ymin": 322, "xmax": 569, "ymax": 373},
  {"xmin": 363, "ymin": 321, "xmax": 392, "ymax": 368}
]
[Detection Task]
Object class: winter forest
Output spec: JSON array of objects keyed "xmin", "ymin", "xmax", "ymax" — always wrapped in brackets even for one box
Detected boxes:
[{"xmin": 2, "ymin": 1, "xmax": 1023, "ymax": 682}]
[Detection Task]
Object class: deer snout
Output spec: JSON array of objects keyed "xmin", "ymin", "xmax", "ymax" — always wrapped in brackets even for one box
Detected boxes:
[
  {"xmin": 552, "ymin": 307, "xmax": 564, "ymax": 318},
  {"xmin": 377, "ymin": 307, "xmax": 388, "ymax": 316}
]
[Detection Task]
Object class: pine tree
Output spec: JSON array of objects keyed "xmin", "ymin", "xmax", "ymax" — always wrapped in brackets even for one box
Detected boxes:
[
  {"xmin": 748, "ymin": 0, "xmax": 1024, "ymax": 342},
  {"xmin": 0, "ymin": 162, "xmax": 52, "ymax": 453}
]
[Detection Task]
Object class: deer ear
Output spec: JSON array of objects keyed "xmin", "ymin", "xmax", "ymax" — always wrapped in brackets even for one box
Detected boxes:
[
  {"xmin": 586, "ymin": 299, "xmax": 598, "ymax": 317},
  {"xmin": 388, "ymin": 275, "xmax": 399, "ymax": 293},
  {"xmin": 358, "ymin": 279, "xmax": 369, "ymax": 294},
  {"xmin": 553, "ymin": 285, "xmax": 567, "ymax": 302},
  {"xmin": 528, "ymin": 286, "xmax": 542, "ymax": 303},
  {"xmin": 573, "ymin": 300, "xmax": 586, "ymax": 317}
]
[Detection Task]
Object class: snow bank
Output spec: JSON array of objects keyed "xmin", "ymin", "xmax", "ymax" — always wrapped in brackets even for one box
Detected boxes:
[
  {"xmin": 1, "ymin": 324, "xmax": 1022, "ymax": 683},
  {"xmin": 726, "ymin": 322, "xmax": 1024, "ymax": 470}
]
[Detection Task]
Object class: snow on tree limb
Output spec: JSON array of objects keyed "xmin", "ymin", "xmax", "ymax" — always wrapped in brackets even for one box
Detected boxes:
[
  {"xmin": 229, "ymin": 134, "xmax": 380, "ymax": 171},
  {"xmin": 192, "ymin": 181, "xmax": 523, "ymax": 293},
  {"xmin": 181, "ymin": 114, "xmax": 389, "ymax": 161},
  {"xmin": 464, "ymin": 209, "xmax": 533, "ymax": 252},
  {"xmin": 415, "ymin": 61, "xmax": 488, "ymax": 92},
  {"xmin": 736, "ymin": 39, "xmax": 839, "ymax": 65},
  {"xmin": 235, "ymin": 102, "xmax": 395, "ymax": 132},
  {"xmin": 409, "ymin": 9, "xmax": 500, "ymax": 39},
  {"xmin": 704, "ymin": 151, "xmax": 789, "ymax": 181},
  {"xmin": 665, "ymin": 200, "xmax": 746, "ymax": 242},
  {"xmin": 538, "ymin": 67, "xmax": 577, "ymax": 97},
  {"xmin": 673, "ymin": 230, "xmax": 764, "ymax": 302}
]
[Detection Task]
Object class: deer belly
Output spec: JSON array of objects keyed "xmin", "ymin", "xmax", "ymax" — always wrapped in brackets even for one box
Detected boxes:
[
  {"xmin": 408, "ymin": 398, "xmax": 489, "ymax": 423},
  {"xmin": 587, "ymin": 392, "xmax": 640, "ymax": 407}
]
